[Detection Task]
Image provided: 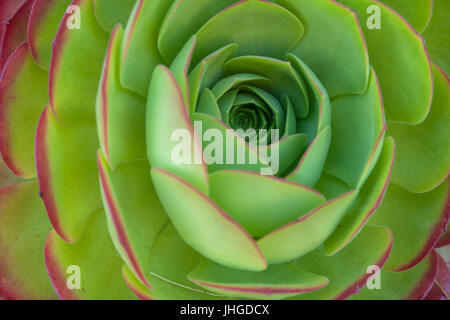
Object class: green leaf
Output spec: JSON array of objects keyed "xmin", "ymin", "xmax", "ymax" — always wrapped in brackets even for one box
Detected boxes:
[
  {"xmin": 289, "ymin": 225, "xmax": 393, "ymax": 300},
  {"xmin": 0, "ymin": 181, "xmax": 58, "ymax": 300},
  {"xmin": 170, "ymin": 35, "xmax": 197, "ymax": 105},
  {"xmin": 287, "ymin": 54, "xmax": 331, "ymax": 143},
  {"xmin": 119, "ymin": 0, "xmax": 172, "ymax": 96},
  {"xmin": 193, "ymin": 0, "xmax": 304, "ymax": 64},
  {"xmin": 277, "ymin": 0, "xmax": 369, "ymax": 97},
  {"xmin": 257, "ymin": 190, "xmax": 358, "ymax": 264},
  {"xmin": 145, "ymin": 224, "xmax": 227, "ymax": 300},
  {"xmin": 209, "ymin": 170, "xmax": 326, "ymax": 238},
  {"xmin": 211, "ymin": 73, "xmax": 272, "ymax": 100},
  {"xmin": 98, "ymin": 153, "xmax": 168, "ymax": 289},
  {"xmin": 157, "ymin": 0, "xmax": 235, "ymax": 63},
  {"xmin": 350, "ymin": 251, "xmax": 439, "ymax": 300},
  {"xmin": 380, "ymin": 0, "xmax": 433, "ymax": 33},
  {"xmin": 324, "ymin": 136, "xmax": 395, "ymax": 255},
  {"xmin": 369, "ymin": 180, "xmax": 449, "ymax": 271},
  {"xmin": 188, "ymin": 260, "xmax": 328, "ymax": 300},
  {"xmin": 96, "ymin": 25, "xmax": 146, "ymax": 168},
  {"xmin": 342, "ymin": 0, "xmax": 433, "ymax": 124},
  {"xmin": 197, "ymin": 89, "xmax": 222, "ymax": 119},
  {"xmin": 151, "ymin": 168, "xmax": 267, "ymax": 272},
  {"xmin": 49, "ymin": 0, "xmax": 109, "ymax": 123},
  {"xmin": 0, "ymin": 43, "xmax": 48, "ymax": 179},
  {"xmin": 387, "ymin": 63, "xmax": 450, "ymax": 193},
  {"xmin": 35, "ymin": 107, "xmax": 101, "ymax": 243},
  {"xmin": 146, "ymin": 65, "xmax": 208, "ymax": 195},
  {"xmin": 189, "ymin": 44, "xmax": 238, "ymax": 112},
  {"xmin": 324, "ymin": 68, "xmax": 385, "ymax": 189},
  {"xmin": 28, "ymin": 0, "xmax": 73, "ymax": 70},
  {"xmin": 422, "ymin": 0, "xmax": 450, "ymax": 75},
  {"xmin": 224, "ymin": 56, "xmax": 308, "ymax": 117},
  {"xmin": 45, "ymin": 209, "xmax": 137, "ymax": 300},
  {"xmin": 286, "ymin": 125, "xmax": 331, "ymax": 187},
  {"xmin": 93, "ymin": 0, "xmax": 136, "ymax": 32}
]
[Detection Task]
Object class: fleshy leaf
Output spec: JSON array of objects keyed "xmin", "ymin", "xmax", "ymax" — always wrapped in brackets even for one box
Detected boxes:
[
  {"xmin": 28, "ymin": 0, "xmax": 72, "ymax": 70},
  {"xmin": 96, "ymin": 25, "xmax": 146, "ymax": 168},
  {"xmin": 286, "ymin": 125, "xmax": 331, "ymax": 187},
  {"xmin": 289, "ymin": 225, "xmax": 393, "ymax": 300},
  {"xmin": 151, "ymin": 168, "xmax": 267, "ymax": 272},
  {"xmin": 36, "ymin": 106, "xmax": 102, "ymax": 243},
  {"xmin": 424, "ymin": 252, "xmax": 450, "ymax": 300},
  {"xmin": 287, "ymin": 54, "xmax": 331, "ymax": 143},
  {"xmin": 188, "ymin": 260, "xmax": 328, "ymax": 300},
  {"xmin": 119, "ymin": 0, "xmax": 172, "ymax": 96},
  {"xmin": 157, "ymin": 0, "xmax": 235, "ymax": 63},
  {"xmin": 0, "ymin": 43, "xmax": 47, "ymax": 179},
  {"xmin": 98, "ymin": 153, "xmax": 168, "ymax": 289},
  {"xmin": 258, "ymin": 190, "xmax": 358, "ymax": 264},
  {"xmin": 193, "ymin": 0, "xmax": 304, "ymax": 64},
  {"xmin": 342, "ymin": 0, "xmax": 433, "ymax": 124},
  {"xmin": 145, "ymin": 224, "xmax": 226, "ymax": 300},
  {"xmin": 49, "ymin": 0, "xmax": 109, "ymax": 123},
  {"xmin": 209, "ymin": 170, "xmax": 326, "ymax": 238},
  {"xmin": 324, "ymin": 136, "xmax": 395, "ymax": 255},
  {"xmin": 369, "ymin": 180, "xmax": 449, "ymax": 271},
  {"xmin": 224, "ymin": 55, "xmax": 308, "ymax": 117},
  {"xmin": 0, "ymin": 0, "xmax": 32, "ymax": 69},
  {"xmin": 211, "ymin": 73, "xmax": 272, "ymax": 100},
  {"xmin": 380, "ymin": 0, "xmax": 433, "ymax": 33},
  {"xmin": 0, "ymin": 0, "xmax": 27, "ymax": 21},
  {"xmin": 422, "ymin": 0, "xmax": 449, "ymax": 75},
  {"xmin": 122, "ymin": 265, "xmax": 153, "ymax": 300},
  {"xmin": 324, "ymin": 68, "xmax": 385, "ymax": 189},
  {"xmin": 45, "ymin": 209, "xmax": 137, "ymax": 300},
  {"xmin": 146, "ymin": 65, "xmax": 208, "ymax": 194},
  {"xmin": 277, "ymin": 0, "xmax": 369, "ymax": 97},
  {"xmin": 189, "ymin": 44, "xmax": 238, "ymax": 112},
  {"xmin": 350, "ymin": 251, "xmax": 439, "ymax": 300},
  {"xmin": 0, "ymin": 181, "xmax": 58, "ymax": 300},
  {"xmin": 197, "ymin": 89, "xmax": 222, "ymax": 119},
  {"xmin": 387, "ymin": 63, "xmax": 449, "ymax": 193},
  {"xmin": 93, "ymin": 0, "xmax": 136, "ymax": 33}
]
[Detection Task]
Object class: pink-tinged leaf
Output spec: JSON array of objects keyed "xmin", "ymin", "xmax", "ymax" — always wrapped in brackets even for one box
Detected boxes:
[
  {"xmin": 146, "ymin": 65, "xmax": 209, "ymax": 195},
  {"xmin": 350, "ymin": 250, "xmax": 439, "ymax": 300},
  {"xmin": 0, "ymin": 0, "xmax": 32, "ymax": 70},
  {"xmin": 387, "ymin": 63, "xmax": 450, "ymax": 193},
  {"xmin": 45, "ymin": 209, "xmax": 137, "ymax": 300},
  {"xmin": 98, "ymin": 152, "xmax": 168, "ymax": 289},
  {"xmin": 119, "ymin": 0, "xmax": 172, "ymax": 96},
  {"xmin": 0, "ymin": 181, "xmax": 58, "ymax": 300},
  {"xmin": 0, "ymin": 43, "xmax": 48, "ymax": 179},
  {"xmin": 188, "ymin": 260, "xmax": 328, "ymax": 300},
  {"xmin": 370, "ymin": 180, "xmax": 449, "ymax": 271},
  {"xmin": 258, "ymin": 190, "xmax": 358, "ymax": 264},
  {"xmin": 324, "ymin": 137, "xmax": 395, "ymax": 255},
  {"xmin": 436, "ymin": 222, "xmax": 450, "ymax": 248},
  {"xmin": 27, "ymin": 0, "xmax": 72, "ymax": 70},
  {"xmin": 36, "ymin": 106, "xmax": 102, "ymax": 243},
  {"xmin": 96, "ymin": 25, "xmax": 146, "ymax": 168},
  {"xmin": 424, "ymin": 252, "xmax": 450, "ymax": 300},
  {"xmin": 289, "ymin": 225, "xmax": 393, "ymax": 300},
  {"xmin": 151, "ymin": 168, "xmax": 267, "ymax": 272},
  {"xmin": 49, "ymin": 0, "xmax": 109, "ymax": 124},
  {"xmin": 122, "ymin": 265, "xmax": 153, "ymax": 300},
  {"xmin": 0, "ymin": 0, "xmax": 27, "ymax": 21}
]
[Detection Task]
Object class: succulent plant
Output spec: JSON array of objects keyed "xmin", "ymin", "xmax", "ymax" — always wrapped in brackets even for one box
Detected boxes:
[{"xmin": 0, "ymin": 0, "xmax": 448, "ymax": 300}]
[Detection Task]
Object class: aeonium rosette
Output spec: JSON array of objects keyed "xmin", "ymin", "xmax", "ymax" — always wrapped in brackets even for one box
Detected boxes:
[{"xmin": 0, "ymin": 0, "xmax": 448, "ymax": 300}]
